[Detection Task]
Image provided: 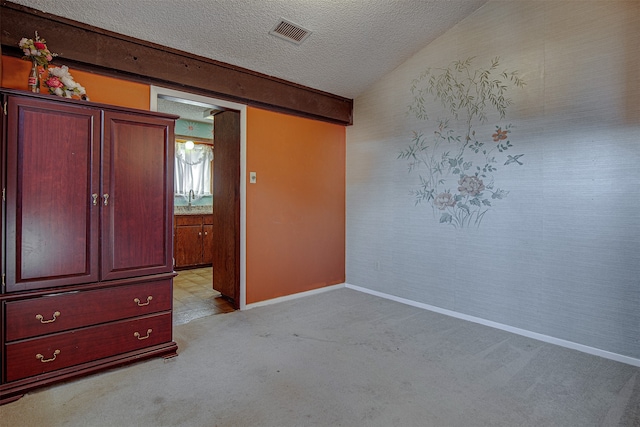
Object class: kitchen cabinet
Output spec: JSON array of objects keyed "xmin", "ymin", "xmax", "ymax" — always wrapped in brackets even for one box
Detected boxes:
[
  {"xmin": 174, "ymin": 214, "xmax": 214, "ymax": 268},
  {"xmin": 0, "ymin": 89, "xmax": 178, "ymax": 404}
]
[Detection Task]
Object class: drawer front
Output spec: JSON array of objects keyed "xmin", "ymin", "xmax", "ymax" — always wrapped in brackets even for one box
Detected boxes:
[
  {"xmin": 203, "ymin": 214, "xmax": 213, "ymax": 225},
  {"xmin": 175, "ymin": 215, "xmax": 202, "ymax": 226},
  {"xmin": 5, "ymin": 279, "xmax": 172, "ymax": 341},
  {"xmin": 5, "ymin": 312, "xmax": 172, "ymax": 382}
]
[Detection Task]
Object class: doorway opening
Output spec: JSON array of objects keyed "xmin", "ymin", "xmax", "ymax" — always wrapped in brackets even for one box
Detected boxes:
[
  {"xmin": 151, "ymin": 87, "xmax": 247, "ymax": 324},
  {"xmin": 171, "ymin": 266, "xmax": 235, "ymax": 325}
]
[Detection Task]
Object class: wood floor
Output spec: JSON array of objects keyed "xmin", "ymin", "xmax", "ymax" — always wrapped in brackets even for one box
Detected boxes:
[{"xmin": 173, "ymin": 266, "xmax": 235, "ymax": 326}]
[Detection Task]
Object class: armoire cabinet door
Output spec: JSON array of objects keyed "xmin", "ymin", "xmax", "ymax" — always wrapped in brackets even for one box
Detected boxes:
[
  {"xmin": 1, "ymin": 95, "xmax": 5, "ymax": 292},
  {"xmin": 101, "ymin": 112, "xmax": 174, "ymax": 281},
  {"xmin": 4, "ymin": 96, "xmax": 101, "ymax": 292}
]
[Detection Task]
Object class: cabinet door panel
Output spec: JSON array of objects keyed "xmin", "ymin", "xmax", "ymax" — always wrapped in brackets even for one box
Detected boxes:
[
  {"xmin": 202, "ymin": 224, "xmax": 214, "ymax": 265},
  {"xmin": 5, "ymin": 96, "xmax": 100, "ymax": 292},
  {"xmin": 101, "ymin": 113, "xmax": 174, "ymax": 280},
  {"xmin": 174, "ymin": 225, "xmax": 203, "ymax": 268}
]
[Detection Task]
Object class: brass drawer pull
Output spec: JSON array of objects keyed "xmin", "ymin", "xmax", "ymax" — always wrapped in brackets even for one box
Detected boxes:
[
  {"xmin": 134, "ymin": 296, "xmax": 153, "ymax": 306},
  {"xmin": 134, "ymin": 329, "xmax": 153, "ymax": 340},
  {"xmin": 36, "ymin": 311, "xmax": 61, "ymax": 324},
  {"xmin": 36, "ymin": 349, "xmax": 61, "ymax": 363}
]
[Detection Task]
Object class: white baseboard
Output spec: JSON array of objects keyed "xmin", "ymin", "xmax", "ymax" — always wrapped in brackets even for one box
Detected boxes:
[
  {"xmin": 345, "ymin": 283, "xmax": 640, "ymax": 368},
  {"xmin": 245, "ymin": 283, "xmax": 346, "ymax": 310}
]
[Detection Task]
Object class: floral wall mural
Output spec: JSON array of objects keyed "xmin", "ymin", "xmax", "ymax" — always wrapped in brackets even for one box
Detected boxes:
[{"xmin": 398, "ymin": 57, "xmax": 525, "ymax": 228}]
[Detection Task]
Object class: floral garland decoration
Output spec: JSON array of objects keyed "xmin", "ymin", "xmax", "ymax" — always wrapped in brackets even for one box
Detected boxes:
[
  {"xmin": 18, "ymin": 31, "xmax": 57, "ymax": 68},
  {"xmin": 45, "ymin": 66, "xmax": 89, "ymax": 100}
]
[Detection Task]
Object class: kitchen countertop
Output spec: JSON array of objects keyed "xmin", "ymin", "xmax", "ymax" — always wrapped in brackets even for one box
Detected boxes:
[{"xmin": 174, "ymin": 205, "xmax": 213, "ymax": 215}]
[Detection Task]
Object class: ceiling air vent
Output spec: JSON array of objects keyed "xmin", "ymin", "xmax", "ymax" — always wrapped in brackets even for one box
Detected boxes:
[{"xmin": 269, "ymin": 18, "xmax": 312, "ymax": 45}]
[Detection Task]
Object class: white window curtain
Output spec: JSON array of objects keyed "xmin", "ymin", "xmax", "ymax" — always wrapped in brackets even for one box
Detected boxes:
[{"xmin": 175, "ymin": 142, "xmax": 214, "ymax": 199}]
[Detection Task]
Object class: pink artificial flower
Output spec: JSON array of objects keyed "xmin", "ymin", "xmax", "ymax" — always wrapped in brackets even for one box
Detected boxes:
[{"xmin": 45, "ymin": 76, "xmax": 64, "ymax": 89}]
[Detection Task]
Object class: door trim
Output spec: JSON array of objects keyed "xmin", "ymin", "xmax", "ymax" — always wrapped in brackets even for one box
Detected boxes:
[{"xmin": 150, "ymin": 86, "xmax": 247, "ymax": 310}]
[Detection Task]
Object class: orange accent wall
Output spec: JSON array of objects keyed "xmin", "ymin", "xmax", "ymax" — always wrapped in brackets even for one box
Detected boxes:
[
  {"xmin": 246, "ymin": 107, "xmax": 346, "ymax": 304},
  {"xmin": 1, "ymin": 56, "xmax": 149, "ymax": 110},
  {"xmin": 2, "ymin": 54, "xmax": 347, "ymax": 305}
]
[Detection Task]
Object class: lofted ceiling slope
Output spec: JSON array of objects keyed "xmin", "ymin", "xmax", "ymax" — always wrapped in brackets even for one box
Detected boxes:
[{"xmin": 9, "ymin": 0, "xmax": 487, "ymax": 100}]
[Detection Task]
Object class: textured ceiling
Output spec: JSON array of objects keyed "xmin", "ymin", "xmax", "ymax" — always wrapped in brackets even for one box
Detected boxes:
[{"xmin": 10, "ymin": 0, "xmax": 487, "ymax": 100}]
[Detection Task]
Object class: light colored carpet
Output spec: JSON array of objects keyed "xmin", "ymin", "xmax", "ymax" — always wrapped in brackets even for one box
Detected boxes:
[{"xmin": 2, "ymin": 288, "xmax": 639, "ymax": 426}]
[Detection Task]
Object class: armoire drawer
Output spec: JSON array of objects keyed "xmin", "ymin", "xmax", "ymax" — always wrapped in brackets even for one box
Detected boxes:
[
  {"xmin": 5, "ymin": 279, "xmax": 173, "ymax": 342},
  {"xmin": 5, "ymin": 312, "xmax": 172, "ymax": 382}
]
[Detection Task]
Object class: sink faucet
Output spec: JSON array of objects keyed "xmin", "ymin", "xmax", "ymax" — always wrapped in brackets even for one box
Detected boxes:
[{"xmin": 188, "ymin": 189, "xmax": 195, "ymax": 207}]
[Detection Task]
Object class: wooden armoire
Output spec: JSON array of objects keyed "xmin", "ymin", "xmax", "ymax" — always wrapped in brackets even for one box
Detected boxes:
[{"xmin": 0, "ymin": 89, "xmax": 178, "ymax": 404}]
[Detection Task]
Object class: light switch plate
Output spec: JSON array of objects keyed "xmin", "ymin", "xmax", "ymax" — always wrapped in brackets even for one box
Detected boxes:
[{"xmin": 250, "ymin": 172, "xmax": 257, "ymax": 184}]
